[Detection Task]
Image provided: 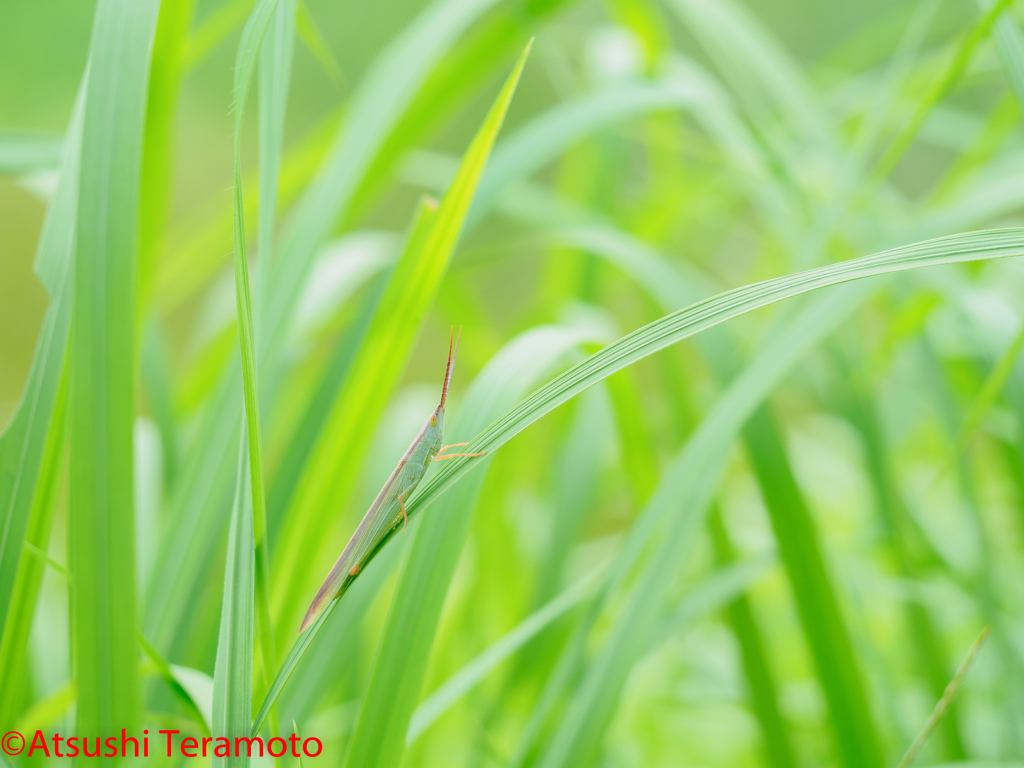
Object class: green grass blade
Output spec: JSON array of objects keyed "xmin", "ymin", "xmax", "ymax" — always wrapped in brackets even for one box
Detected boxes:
[
  {"xmin": 257, "ymin": 0, "xmax": 296, "ymax": 287},
  {"xmin": 273, "ymin": 43, "xmax": 531, "ymax": 641},
  {"xmin": 897, "ymin": 626, "xmax": 991, "ymax": 768},
  {"xmin": 270, "ymin": 196, "xmax": 439, "ymax": 638},
  {"xmin": 532, "ymin": 386, "xmax": 612, "ymax": 605},
  {"xmin": 981, "ymin": 0, "xmax": 1024, "ymax": 109},
  {"xmin": 407, "ymin": 564, "xmax": 605, "ymax": 744},
  {"xmin": 213, "ymin": 437, "xmax": 256, "ymax": 768},
  {"xmin": 286, "ymin": 234, "xmax": 1024, "ymax": 740},
  {"xmin": 139, "ymin": 0, "xmax": 196, "ymax": 306},
  {"xmin": 533, "ymin": 286, "xmax": 869, "ymax": 768},
  {"xmin": 295, "ymin": 1, "xmax": 340, "ymax": 84},
  {"xmin": 348, "ymin": 0, "xmax": 567, "ymax": 218},
  {"xmin": 184, "ymin": 0, "xmax": 254, "ymax": 69},
  {"xmin": 874, "ymin": 0, "xmax": 1016, "ymax": 182},
  {"xmin": 229, "ymin": 0, "xmax": 284, "ymax": 714},
  {"xmin": 469, "ymin": 81, "xmax": 706, "ymax": 225},
  {"xmin": 668, "ymin": 0, "xmax": 837, "ymax": 154},
  {"xmin": 259, "ymin": 0, "xmax": 505, "ymax": 364},
  {"xmin": 70, "ymin": 0, "xmax": 162, "ymax": 745},
  {"xmin": 743, "ymin": 404, "xmax": 885, "ymax": 768},
  {"xmin": 0, "ymin": 368, "xmax": 68, "ymax": 726},
  {"xmin": 339, "ymin": 321, "xmax": 590, "ymax": 768},
  {"xmin": 0, "ymin": 86, "xmax": 82, "ymax": 645},
  {"xmin": 144, "ymin": 370, "xmax": 241, "ymax": 651},
  {"xmin": 139, "ymin": 632, "xmax": 211, "ymax": 737},
  {"xmin": 655, "ymin": 557, "xmax": 774, "ymax": 642},
  {"xmin": 140, "ymin": 319, "xmax": 180, "ymax": 488},
  {"xmin": 837, "ymin": 349, "xmax": 967, "ymax": 759},
  {"xmin": 266, "ymin": 269, "xmax": 389, "ymax": 541},
  {"xmin": 709, "ymin": 510, "xmax": 797, "ymax": 768}
]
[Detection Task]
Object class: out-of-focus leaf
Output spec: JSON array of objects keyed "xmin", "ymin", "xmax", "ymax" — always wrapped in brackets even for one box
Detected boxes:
[
  {"xmin": 0, "ymin": 133, "xmax": 63, "ymax": 174},
  {"xmin": 0, "ymin": 87, "xmax": 82, "ymax": 649},
  {"xmin": 259, "ymin": 0, "xmax": 506, "ymax": 364},
  {"xmin": 70, "ymin": 0, "xmax": 162, "ymax": 746},
  {"xmin": 407, "ymin": 563, "xmax": 605, "ymax": 744},
  {"xmin": 212, "ymin": 441, "xmax": 255, "ymax": 768}
]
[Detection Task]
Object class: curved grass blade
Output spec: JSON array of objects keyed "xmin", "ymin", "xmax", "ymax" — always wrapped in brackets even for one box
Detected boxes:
[
  {"xmin": 256, "ymin": 229, "xmax": 1024, "ymax": 730},
  {"xmin": 532, "ymin": 285, "xmax": 870, "ymax": 768},
  {"xmin": 139, "ymin": 632, "xmax": 211, "ymax": 737},
  {"xmin": 405, "ymin": 230, "xmax": 1024, "ymax": 530},
  {"xmin": 70, "ymin": 0, "xmax": 162, "ymax": 744}
]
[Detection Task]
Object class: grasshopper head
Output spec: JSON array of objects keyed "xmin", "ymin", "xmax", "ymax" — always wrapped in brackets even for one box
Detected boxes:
[{"xmin": 427, "ymin": 326, "xmax": 460, "ymax": 447}]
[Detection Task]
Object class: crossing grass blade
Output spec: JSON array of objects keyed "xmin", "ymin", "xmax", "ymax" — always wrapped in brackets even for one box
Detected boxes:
[
  {"xmin": 468, "ymin": 81, "xmax": 710, "ymax": 225},
  {"xmin": 401, "ymin": 231, "xmax": 1024, "ymax": 533},
  {"xmin": 294, "ymin": 1, "xmax": 340, "ymax": 84},
  {"xmin": 69, "ymin": 0, "xmax": 162, "ymax": 747},
  {"xmin": 873, "ymin": 0, "xmax": 1016, "ymax": 183},
  {"xmin": 532, "ymin": 286, "xmax": 869, "ymax": 768},
  {"xmin": 253, "ymin": 230, "xmax": 1024, "ymax": 734}
]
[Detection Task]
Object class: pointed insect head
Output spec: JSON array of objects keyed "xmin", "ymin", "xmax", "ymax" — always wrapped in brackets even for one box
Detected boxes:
[{"xmin": 427, "ymin": 326, "xmax": 460, "ymax": 446}]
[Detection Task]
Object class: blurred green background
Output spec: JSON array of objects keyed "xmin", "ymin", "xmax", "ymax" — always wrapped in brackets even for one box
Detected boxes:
[{"xmin": 2, "ymin": 0, "xmax": 1024, "ymax": 766}]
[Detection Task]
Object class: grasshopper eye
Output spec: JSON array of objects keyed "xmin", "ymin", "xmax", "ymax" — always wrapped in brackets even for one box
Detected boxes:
[{"xmin": 430, "ymin": 415, "xmax": 437, "ymax": 427}]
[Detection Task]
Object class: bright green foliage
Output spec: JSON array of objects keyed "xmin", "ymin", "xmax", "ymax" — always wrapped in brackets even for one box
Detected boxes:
[
  {"xmin": 7, "ymin": 0, "xmax": 1024, "ymax": 766},
  {"xmin": 69, "ymin": 0, "xmax": 161, "ymax": 753}
]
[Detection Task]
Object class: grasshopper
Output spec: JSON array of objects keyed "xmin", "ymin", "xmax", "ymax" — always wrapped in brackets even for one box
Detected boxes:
[{"xmin": 299, "ymin": 327, "xmax": 484, "ymax": 633}]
